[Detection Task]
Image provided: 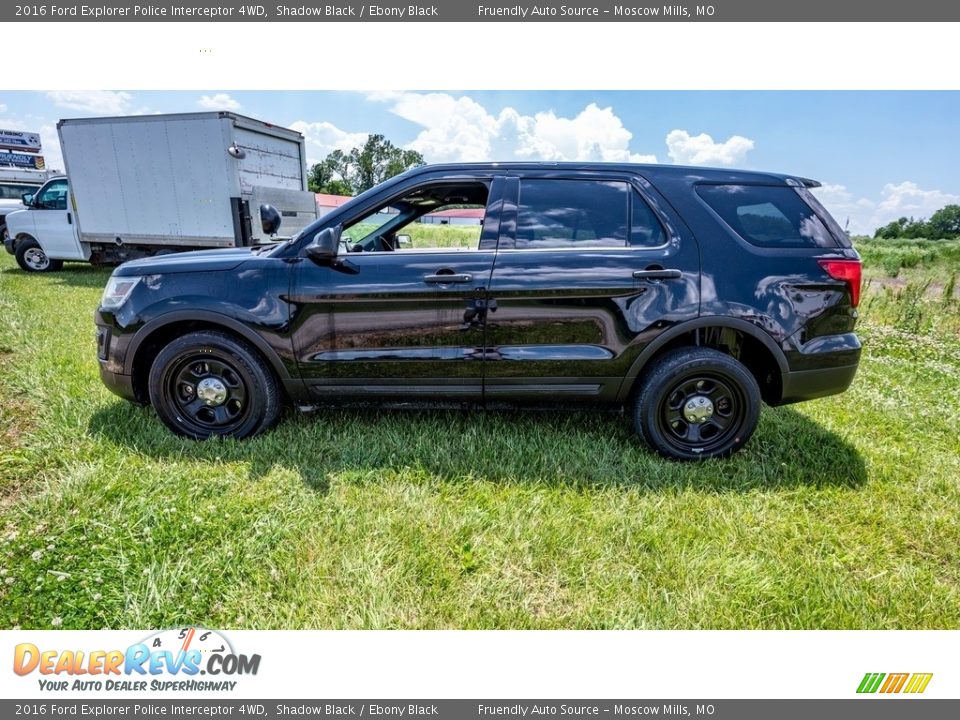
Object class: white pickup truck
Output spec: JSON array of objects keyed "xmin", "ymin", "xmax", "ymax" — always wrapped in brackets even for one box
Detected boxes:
[
  {"xmin": 4, "ymin": 112, "xmax": 318, "ymax": 272},
  {"xmin": 0, "ymin": 166, "xmax": 53, "ymax": 250}
]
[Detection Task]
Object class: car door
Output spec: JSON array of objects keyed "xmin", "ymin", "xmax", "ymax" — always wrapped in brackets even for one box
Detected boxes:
[
  {"xmin": 29, "ymin": 179, "xmax": 84, "ymax": 260},
  {"xmin": 483, "ymin": 172, "xmax": 700, "ymax": 402},
  {"xmin": 289, "ymin": 176, "xmax": 504, "ymax": 399}
]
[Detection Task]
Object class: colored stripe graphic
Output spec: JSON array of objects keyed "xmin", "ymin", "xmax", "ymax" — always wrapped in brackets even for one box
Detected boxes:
[
  {"xmin": 880, "ymin": 673, "xmax": 909, "ymax": 693},
  {"xmin": 904, "ymin": 673, "xmax": 933, "ymax": 694},
  {"xmin": 857, "ymin": 672, "xmax": 932, "ymax": 694},
  {"xmin": 857, "ymin": 673, "xmax": 885, "ymax": 693}
]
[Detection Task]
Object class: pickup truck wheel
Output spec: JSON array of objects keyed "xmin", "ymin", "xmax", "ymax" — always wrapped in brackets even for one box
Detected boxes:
[
  {"xmin": 148, "ymin": 331, "xmax": 280, "ymax": 440},
  {"xmin": 633, "ymin": 347, "xmax": 760, "ymax": 461},
  {"xmin": 15, "ymin": 238, "xmax": 64, "ymax": 273}
]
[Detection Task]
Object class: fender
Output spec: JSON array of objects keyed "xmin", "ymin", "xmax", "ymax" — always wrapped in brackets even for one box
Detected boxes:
[
  {"xmin": 614, "ymin": 316, "xmax": 790, "ymax": 403},
  {"xmin": 123, "ymin": 309, "xmax": 293, "ymax": 381}
]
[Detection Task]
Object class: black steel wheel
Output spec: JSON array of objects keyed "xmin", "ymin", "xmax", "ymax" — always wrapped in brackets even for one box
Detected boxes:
[
  {"xmin": 148, "ymin": 331, "xmax": 280, "ymax": 440},
  {"xmin": 634, "ymin": 347, "xmax": 761, "ymax": 461}
]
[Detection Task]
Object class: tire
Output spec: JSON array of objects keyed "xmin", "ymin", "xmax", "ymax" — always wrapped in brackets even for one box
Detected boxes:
[
  {"xmin": 15, "ymin": 238, "xmax": 64, "ymax": 273},
  {"xmin": 147, "ymin": 330, "xmax": 280, "ymax": 440},
  {"xmin": 633, "ymin": 347, "xmax": 761, "ymax": 461}
]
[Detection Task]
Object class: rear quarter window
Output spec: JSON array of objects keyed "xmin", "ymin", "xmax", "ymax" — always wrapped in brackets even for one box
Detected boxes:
[{"xmin": 696, "ymin": 184, "xmax": 840, "ymax": 249}]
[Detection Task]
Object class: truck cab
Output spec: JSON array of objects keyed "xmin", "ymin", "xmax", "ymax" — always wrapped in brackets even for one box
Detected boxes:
[
  {"xmin": 0, "ymin": 166, "xmax": 53, "ymax": 249},
  {"xmin": 4, "ymin": 176, "xmax": 86, "ymax": 272}
]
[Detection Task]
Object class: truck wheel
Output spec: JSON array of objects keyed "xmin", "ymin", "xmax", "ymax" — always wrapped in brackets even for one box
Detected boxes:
[
  {"xmin": 633, "ymin": 347, "xmax": 760, "ymax": 461},
  {"xmin": 15, "ymin": 238, "xmax": 64, "ymax": 273},
  {"xmin": 148, "ymin": 330, "xmax": 280, "ymax": 440}
]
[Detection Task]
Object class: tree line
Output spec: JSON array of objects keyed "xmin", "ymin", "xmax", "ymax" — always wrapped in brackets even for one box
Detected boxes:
[{"xmin": 874, "ymin": 205, "xmax": 960, "ymax": 239}]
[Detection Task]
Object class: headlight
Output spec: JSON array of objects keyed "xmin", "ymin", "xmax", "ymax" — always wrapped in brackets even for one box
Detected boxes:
[{"xmin": 100, "ymin": 275, "xmax": 142, "ymax": 310}]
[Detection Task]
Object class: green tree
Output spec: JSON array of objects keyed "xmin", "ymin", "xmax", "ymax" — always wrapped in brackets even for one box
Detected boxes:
[
  {"xmin": 874, "ymin": 216, "xmax": 931, "ymax": 239},
  {"xmin": 306, "ymin": 136, "xmax": 425, "ymax": 196},
  {"xmin": 927, "ymin": 204, "xmax": 960, "ymax": 239}
]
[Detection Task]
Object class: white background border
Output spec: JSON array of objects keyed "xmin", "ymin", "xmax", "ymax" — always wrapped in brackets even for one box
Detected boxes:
[
  {"xmin": 4, "ymin": 22, "xmax": 959, "ymax": 90},
  {"xmin": 2, "ymin": 18, "xmax": 957, "ymax": 702}
]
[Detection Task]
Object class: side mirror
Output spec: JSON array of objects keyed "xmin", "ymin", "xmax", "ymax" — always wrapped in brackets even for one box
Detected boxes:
[
  {"xmin": 259, "ymin": 204, "xmax": 282, "ymax": 235},
  {"xmin": 21, "ymin": 193, "xmax": 34, "ymax": 206},
  {"xmin": 396, "ymin": 233, "xmax": 412, "ymax": 246},
  {"xmin": 306, "ymin": 226, "xmax": 342, "ymax": 265}
]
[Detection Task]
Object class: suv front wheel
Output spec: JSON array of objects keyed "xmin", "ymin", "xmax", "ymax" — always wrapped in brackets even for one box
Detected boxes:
[
  {"xmin": 634, "ymin": 347, "xmax": 761, "ymax": 461},
  {"xmin": 148, "ymin": 331, "xmax": 280, "ymax": 440}
]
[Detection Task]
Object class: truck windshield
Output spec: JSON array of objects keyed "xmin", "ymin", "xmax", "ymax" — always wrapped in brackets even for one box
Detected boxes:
[{"xmin": 0, "ymin": 184, "xmax": 39, "ymax": 200}]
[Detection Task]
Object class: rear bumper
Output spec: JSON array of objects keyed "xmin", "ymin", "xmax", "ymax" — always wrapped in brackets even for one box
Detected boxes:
[
  {"xmin": 778, "ymin": 331, "xmax": 861, "ymax": 404},
  {"xmin": 779, "ymin": 363, "xmax": 859, "ymax": 404}
]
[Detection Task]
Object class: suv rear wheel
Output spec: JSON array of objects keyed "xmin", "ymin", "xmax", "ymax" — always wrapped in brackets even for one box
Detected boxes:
[
  {"xmin": 148, "ymin": 331, "xmax": 280, "ymax": 440},
  {"xmin": 15, "ymin": 238, "xmax": 63, "ymax": 273},
  {"xmin": 634, "ymin": 347, "xmax": 761, "ymax": 460}
]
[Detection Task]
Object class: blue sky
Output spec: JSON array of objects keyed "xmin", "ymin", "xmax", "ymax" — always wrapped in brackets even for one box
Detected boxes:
[{"xmin": 2, "ymin": 90, "xmax": 958, "ymax": 234}]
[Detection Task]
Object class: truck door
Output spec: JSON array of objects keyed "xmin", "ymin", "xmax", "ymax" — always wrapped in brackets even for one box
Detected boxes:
[
  {"xmin": 290, "ymin": 176, "xmax": 504, "ymax": 400},
  {"xmin": 483, "ymin": 173, "xmax": 701, "ymax": 402},
  {"xmin": 29, "ymin": 179, "xmax": 84, "ymax": 260}
]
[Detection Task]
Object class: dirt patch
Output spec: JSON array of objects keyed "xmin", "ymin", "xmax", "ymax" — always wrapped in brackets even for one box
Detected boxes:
[{"xmin": 865, "ymin": 276, "xmax": 960, "ymax": 300}]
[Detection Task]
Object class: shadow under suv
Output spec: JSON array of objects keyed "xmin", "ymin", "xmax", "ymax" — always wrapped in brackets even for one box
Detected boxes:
[{"xmin": 94, "ymin": 162, "xmax": 861, "ymax": 460}]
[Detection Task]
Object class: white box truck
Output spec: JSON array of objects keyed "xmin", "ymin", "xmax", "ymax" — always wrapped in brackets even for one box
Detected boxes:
[{"xmin": 4, "ymin": 112, "xmax": 317, "ymax": 272}]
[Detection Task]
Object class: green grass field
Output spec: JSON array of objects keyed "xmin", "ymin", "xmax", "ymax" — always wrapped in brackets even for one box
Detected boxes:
[{"xmin": 0, "ymin": 238, "xmax": 958, "ymax": 629}]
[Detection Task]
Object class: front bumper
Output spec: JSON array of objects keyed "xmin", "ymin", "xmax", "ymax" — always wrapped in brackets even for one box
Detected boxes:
[
  {"xmin": 3, "ymin": 232, "xmax": 15, "ymax": 255},
  {"xmin": 98, "ymin": 365, "xmax": 137, "ymax": 402},
  {"xmin": 96, "ymin": 315, "xmax": 140, "ymax": 404}
]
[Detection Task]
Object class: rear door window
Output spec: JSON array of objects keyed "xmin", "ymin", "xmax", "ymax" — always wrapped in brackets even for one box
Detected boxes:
[
  {"xmin": 515, "ymin": 179, "xmax": 629, "ymax": 249},
  {"xmin": 696, "ymin": 184, "xmax": 839, "ymax": 248}
]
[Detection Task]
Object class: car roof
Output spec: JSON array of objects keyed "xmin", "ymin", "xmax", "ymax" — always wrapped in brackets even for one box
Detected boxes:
[{"xmin": 400, "ymin": 162, "xmax": 820, "ymax": 188}]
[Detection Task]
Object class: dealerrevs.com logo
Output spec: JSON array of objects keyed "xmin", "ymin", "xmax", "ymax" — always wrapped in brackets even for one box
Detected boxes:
[
  {"xmin": 13, "ymin": 627, "xmax": 260, "ymax": 692},
  {"xmin": 857, "ymin": 672, "xmax": 933, "ymax": 694}
]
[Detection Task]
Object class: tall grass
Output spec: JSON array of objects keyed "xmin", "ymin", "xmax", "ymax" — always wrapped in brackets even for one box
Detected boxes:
[{"xmin": 0, "ymin": 244, "xmax": 959, "ymax": 629}]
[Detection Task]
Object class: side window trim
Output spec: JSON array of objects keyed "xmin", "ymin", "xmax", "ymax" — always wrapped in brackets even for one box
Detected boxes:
[
  {"xmin": 478, "ymin": 175, "xmax": 506, "ymax": 251},
  {"xmin": 496, "ymin": 176, "xmax": 519, "ymax": 251},
  {"xmin": 628, "ymin": 187, "xmax": 669, "ymax": 249}
]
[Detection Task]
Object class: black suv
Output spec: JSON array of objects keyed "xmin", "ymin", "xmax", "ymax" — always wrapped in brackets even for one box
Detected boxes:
[{"xmin": 95, "ymin": 163, "xmax": 861, "ymax": 460}]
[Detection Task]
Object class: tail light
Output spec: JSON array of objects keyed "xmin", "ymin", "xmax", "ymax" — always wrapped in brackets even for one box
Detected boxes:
[{"xmin": 818, "ymin": 259, "xmax": 862, "ymax": 307}]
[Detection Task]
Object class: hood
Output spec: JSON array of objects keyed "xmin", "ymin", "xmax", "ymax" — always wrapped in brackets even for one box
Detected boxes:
[
  {"xmin": 0, "ymin": 199, "xmax": 26, "ymax": 211},
  {"xmin": 113, "ymin": 246, "xmax": 256, "ymax": 276}
]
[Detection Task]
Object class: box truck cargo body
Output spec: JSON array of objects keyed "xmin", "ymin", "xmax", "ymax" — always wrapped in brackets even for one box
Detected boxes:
[
  {"xmin": 60, "ymin": 112, "xmax": 315, "ymax": 250},
  {"xmin": 4, "ymin": 112, "xmax": 317, "ymax": 270}
]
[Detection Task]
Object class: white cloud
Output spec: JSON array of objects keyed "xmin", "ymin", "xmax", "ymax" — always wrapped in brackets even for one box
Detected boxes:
[
  {"xmin": 814, "ymin": 180, "xmax": 960, "ymax": 235},
  {"xmin": 665, "ymin": 129, "xmax": 754, "ymax": 167},
  {"xmin": 288, "ymin": 120, "xmax": 368, "ymax": 165},
  {"xmin": 198, "ymin": 93, "xmax": 241, "ymax": 111},
  {"xmin": 45, "ymin": 91, "xmax": 133, "ymax": 114},
  {"xmin": 0, "ymin": 104, "xmax": 6, "ymax": 114},
  {"xmin": 369, "ymin": 92, "xmax": 658, "ymax": 164},
  {"xmin": 874, "ymin": 181, "xmax": 960, "ymax": 218}
]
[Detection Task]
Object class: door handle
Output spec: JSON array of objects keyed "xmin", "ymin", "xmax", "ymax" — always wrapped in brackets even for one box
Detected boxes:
[
  {"xmin": 424, "ymin": 272, "xmax": 473, "ymax": 284},
  {"xmin": 633, "ymin": 268, "xmax": 682, "ymax": 280},
  {"xmin": 67, "ymin": 212, "xmax": 72, "ymax": 225}
]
